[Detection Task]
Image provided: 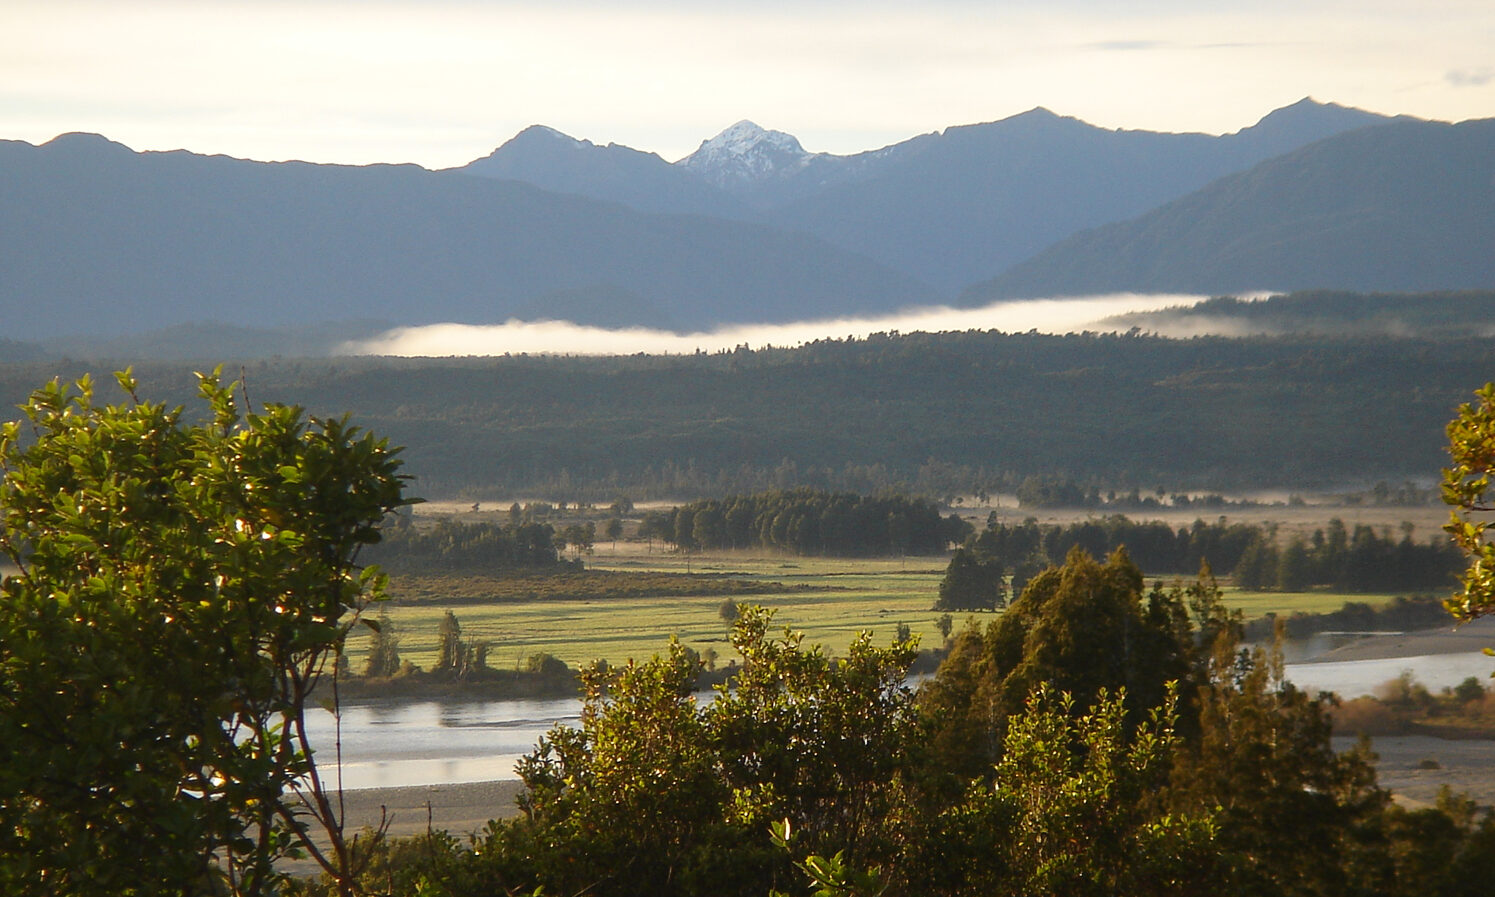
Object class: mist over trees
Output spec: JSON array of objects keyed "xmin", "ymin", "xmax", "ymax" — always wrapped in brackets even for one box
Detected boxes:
[{"xmin": 0, "ymin": 324, "xmax": 1486, "ymax": 500}]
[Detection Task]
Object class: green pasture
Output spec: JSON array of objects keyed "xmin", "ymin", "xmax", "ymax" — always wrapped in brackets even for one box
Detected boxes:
[
  {"xmin": 347, "ymin": 570, "xmax": 949, "ymax": 673},
  {"xmin": 1218, "ymin": 588, "xmax": 1399, "ymax": 619},
  {"xmin": 342, "ymin": 547, "xmax": 1423, "ymax": 674}
]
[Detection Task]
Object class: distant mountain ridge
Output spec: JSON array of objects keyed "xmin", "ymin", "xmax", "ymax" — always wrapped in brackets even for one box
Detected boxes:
[
  {"xmin": 0, "ymin": 133, "xmax": 935, "ymax": 339},
  {"xmin": 4, "ymin": 99, "xmax": 1490, "ymax": 352},
  {"xmin": 965, "ymin": 117, "xmax": 1495, "ymax": 300},
  {"xmin": 459, "ymin": 99, "xmax": 1402, "ymax": 289},
  {"xmin": 459, "ymin": 125, "xmax": 750, "ymax": 218}
]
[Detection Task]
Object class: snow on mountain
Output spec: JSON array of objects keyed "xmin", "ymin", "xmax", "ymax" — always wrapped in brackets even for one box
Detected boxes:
[{"xmin": 676, "ymin": 120, "xmax": 822, "ymax": 188}]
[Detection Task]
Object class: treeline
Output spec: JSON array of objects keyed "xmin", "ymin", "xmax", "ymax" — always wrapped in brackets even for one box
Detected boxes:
[
  {"xmin": 5, "ymin": 324, "xmax": 1492, "ymax": 497},
  {"xmin": 643, "ymin": 488, "xmax": 970, "ymax": 556},
  {"xmin": 970, "ymin": 514, "xmax": 1261, "ymax": 580},
  {"xmin": 967, "ymin": 514, "xmax": 1461, "ymax": 593},
  {"xmin": 1242, "ymin": 595, "xmax": 1453, "ymax": 642},
  {"xmin": 1012, "ymin": 475, "xmax": 1438, "ymax": 510},
  {"xmin": 1234, "ymin": 519, "xmax": 1461, "ymax": 592},
  {"xmin": 364, "ymin": 518, "xmax": 572, "ymax": 574},
  {"xmin": 1013, "ymin": 476, "xmax": 1253, "ymax": 511}
]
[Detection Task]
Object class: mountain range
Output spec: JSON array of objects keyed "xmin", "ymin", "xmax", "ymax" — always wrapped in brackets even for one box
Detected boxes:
[
  {"xmin": 0, "ymin": 133, "xmax": 933, "ymax": 339},
  {"xmin": 2, "ymin": 99, "xmax": 1491, "ymax": 350},
  {"xmin": 458, "ymin": 98, "xmax": 1401, "ymax": 292},
  {"xmin": 967, "ymin": 117, "xmax": 1495, "ymax": 301}
]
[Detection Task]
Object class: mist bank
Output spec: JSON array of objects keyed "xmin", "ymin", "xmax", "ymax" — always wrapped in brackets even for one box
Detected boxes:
[
  {"xmin": 338, "ymin": 288, "xmax": 1492, "ymax": 359},
  {"xmin": 6, "ymin": 289, "xmax": 1488, "ymax": 365},
  {"xmin": 0, "ymin": 325, "xmax": 1485, "ymax": 498},
  {"xmin": 340, "ymin": 293, "xmax": 1224, "ymax": 357}
]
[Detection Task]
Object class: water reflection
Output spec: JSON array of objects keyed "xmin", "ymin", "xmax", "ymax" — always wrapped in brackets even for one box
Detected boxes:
[
  {"xmin": 304, "ymin": 697, "xmax": 582, "ymax": 790},
  {"xmin": 306, "ymin": 650, "xmax": 1493, "ymax": 791},
  {"xmin": 1283, "ymin": 652, "xmax": 1492, "ymax": 699},
  {"xmin": 1276, "ymin": 632, "xmax": 1405, "ymax": 664}
]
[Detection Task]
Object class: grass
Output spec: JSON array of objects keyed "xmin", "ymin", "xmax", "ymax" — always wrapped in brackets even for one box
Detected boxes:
[
  {"xmin": 348, "ymin": 550, "xmax": 951, "ymax": 672},
  {"xmin": 385, "ymin": 570, "xmax": 817, "ymax": 604},
  {"xmin": 344, "ymin": 545, "xmax": 1429, "ymax": 675},
  {"xmin": 1217, "ymin": 587, "xmax": 1397, "ymax": 619}
]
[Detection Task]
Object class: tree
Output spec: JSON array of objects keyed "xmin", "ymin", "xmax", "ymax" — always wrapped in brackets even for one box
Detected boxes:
[
  {"xmin": 942, "ymin": 686, "xmax": 1219, "ymax": 896},
  {"xmin": 363, "ymin": 608, "xmax": 403, "ymax": 678},
  {"xmin": 933, "ymin": 547, "xmax": 1006, "ymax": 611},
  {"xmin": 435, "ymin": 610, "xmax": 465, "ymax": 674},
  {"xmin": 919, "ymin": 548, "xmax": 1197, "ymax": 780},
  {"xmin": 771, "ymin": 687, "xmax": 1221, "ymax": 897},
  {"xmin": 0, "ymin": 370, "xmax": 409, "ymax": 896},
  {"xmin": 1277, "ymin": 537, "xmax": 1314, "ymax": 591},
  {"xmin": 480, "ymin": 607, "xmax": 921, "ymax": 897},
  {"xmin": 1165, "ymin": 630, "xmax": 1389, "ymax": 896},
  {"xmin": 433, "ymin": 610, "xmax": 489, "ymax": 680},
  {"xmin": 1443, "ymin": 383, "xmax": 1495, "ymax": 621}
]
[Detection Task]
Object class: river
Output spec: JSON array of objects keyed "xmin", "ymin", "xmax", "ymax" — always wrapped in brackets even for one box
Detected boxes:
[
  {"xmin": 302, "ymin": 695, "xmax": 582, "ymax": 790},
  {"xmin": 303, "ymin": 644, "xmax": 1494, "ymax": 790}
]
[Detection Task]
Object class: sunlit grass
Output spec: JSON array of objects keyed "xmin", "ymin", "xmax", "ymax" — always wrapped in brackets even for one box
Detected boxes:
[
  {"xmin": 347, "ymin": 552, "xmax": 954, "ymax": 672},
  {"xmin": 344, "ymin": 547, "xmax": 1420, "ymax": 672},
  {"xmin": 1220, "ymin": 588, "xmax": 1411, "ymax": 619}
]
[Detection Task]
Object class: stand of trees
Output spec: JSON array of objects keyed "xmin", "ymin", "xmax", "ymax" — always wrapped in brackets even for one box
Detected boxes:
[
  {"xmin": 933, "ymin": 548, "xmax": 1006, "ymax": 611},
  {"xmin": 1241, "ymin": 595, "xmax": 1453, "ymax": 642},
  {"xmin": 966, "ymin": 514, "xmax": 1461, "ymax": 593},
  {"xmin": 646, "ymin": 488, "xmax": 970, "ymax": 556},
  {"xmin": 364, "ymin": 519, "xmax": 571, "ymax": 574},
  {"xmin": 1233, "ymin": 520, "xmax": 1462, "ymax": 592}
]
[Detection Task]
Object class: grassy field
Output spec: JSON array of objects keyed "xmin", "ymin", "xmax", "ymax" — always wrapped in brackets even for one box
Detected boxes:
[
  {"xmin": 0, "ymin": 544, "xmax": 1443, "ymax": 673},
  {"xmin": 352, "ymin": 551, "xmax": 949, "ymax": 672},
  {"xmin": 342, "ymin": 545, "xmax": 1428, "ymax": 674}
]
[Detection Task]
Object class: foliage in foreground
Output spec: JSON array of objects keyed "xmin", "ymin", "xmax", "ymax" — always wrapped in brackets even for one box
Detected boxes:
[
  {"xmin": 305, "ymin": 551, "xmax": 1495, "ymax": 897},
  {"xmin": 0, "ymin": 371, "xmax": 409, "ymax": 896},
  {"xmin": 1444, "ymin": 382, "xmax": 1495, "ymax": 621},
  {"xmin": 15, "ymin": 375, "xmax": 1495, "ymax": 896}
]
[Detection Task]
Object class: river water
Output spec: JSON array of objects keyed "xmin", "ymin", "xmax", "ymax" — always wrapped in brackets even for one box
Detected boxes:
[
  {"xmin": 303, "ymin": 645, "xmax": 1494, "ymax": 791},
  {"xmin": 303, "ymin": 696, "xmax": 582, "ymax": 790},
  {"xmin": 1284, "ymin": 651, "xmax": 1493, "ymax": 698}
]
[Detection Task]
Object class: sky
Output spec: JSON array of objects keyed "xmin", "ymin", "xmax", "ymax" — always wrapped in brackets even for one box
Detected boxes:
[{"xmin": 3, "ymin": 0, "xmax": 1492, "ymax": 168}]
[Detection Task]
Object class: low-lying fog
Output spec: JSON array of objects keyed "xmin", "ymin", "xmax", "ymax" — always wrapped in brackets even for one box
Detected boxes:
[{"xmin": 340, "ymin": 293, "xmax": 1251, "ymax": 358}]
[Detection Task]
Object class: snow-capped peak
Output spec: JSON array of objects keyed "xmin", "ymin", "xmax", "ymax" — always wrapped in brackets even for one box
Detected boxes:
[
  {"xmin": 700, "ymin": 120, "xmax": 806, "ymax": 158},
  {"xmin": 676, "ymin": 120, "xmax": 818, "ymax": 188}
]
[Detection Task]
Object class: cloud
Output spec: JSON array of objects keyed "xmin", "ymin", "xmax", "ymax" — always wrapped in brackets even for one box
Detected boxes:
[
  {"xmin": 338, "ymin": 293, "xmax": 1218, "ymax": 357},
  {"xmin": 9, "ymin": 0, "xmax": 1495, "ymax": 167},
  {"xmin": 1446, "ymin": 68, "xmax": 1494, "ymax": 87},
  {"xmin": 1088, "ymin": 40, "xmax": 1168, "ymax": 52}
]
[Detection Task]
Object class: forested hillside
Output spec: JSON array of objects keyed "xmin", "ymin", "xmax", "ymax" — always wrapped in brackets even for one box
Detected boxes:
[
  {"xmin": 969, "ymin": 118, "xmax": 1495, "ymax": 300},
  {"xmin": 0, "ymin": 326, "xmax": 1487, "ymax": 498}
]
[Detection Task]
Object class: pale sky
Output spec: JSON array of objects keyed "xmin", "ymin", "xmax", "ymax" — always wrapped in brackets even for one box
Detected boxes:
[{"xmin": 2, "ymin": 0, "xmax": 1492, "ymax": 168}]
